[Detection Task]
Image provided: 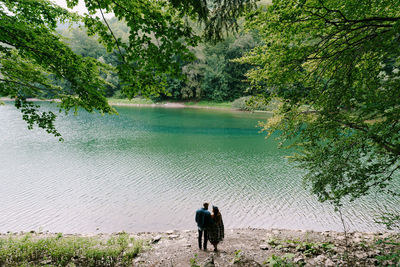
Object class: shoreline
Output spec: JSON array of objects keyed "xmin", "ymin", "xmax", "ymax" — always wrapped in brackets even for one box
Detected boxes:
[
  {"xmin": 1, "ymin": 97, "xmax": 271, "ymax": 113},
  {"xmin": 0, "ymin": 226, "xmax": 393, "ymax": 236},
  {"xmin": 1, "ymin": 228, "xmax": 398, "ymax": 266},
  {"xmin": 108, "ymin": 101, "xmax": 235, "ymax": 111}
]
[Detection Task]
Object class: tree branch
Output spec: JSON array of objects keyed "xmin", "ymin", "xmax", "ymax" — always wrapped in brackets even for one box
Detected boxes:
[{"xmin": 95, "ymin": 0, "xmax": 126, "ymax": 63}]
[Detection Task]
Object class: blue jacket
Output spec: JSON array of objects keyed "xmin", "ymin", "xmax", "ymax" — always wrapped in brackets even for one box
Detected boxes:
[{"xmin": 195, "ymin": 208, "xmax": 211, "ymax": 230}]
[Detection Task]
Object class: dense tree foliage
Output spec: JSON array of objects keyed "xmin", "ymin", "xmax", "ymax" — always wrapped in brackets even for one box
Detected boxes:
[
  {"xmin": 0, "ymin": 0, "xmax": 114, "ymax": 139},
  {"xmin": 0, "ymin": 0, "xmax": 255, "ymax": 137},
  {"xmin": 53, "ymin": 21, "xmax": 260, "ymax": 102},
  {"xmin": 160, "ymin": 31, "xmax": 260, "ymax": 101},
  {"xmin": 239, "ymin": 0, "xmax": 400, "ymax": 205}
]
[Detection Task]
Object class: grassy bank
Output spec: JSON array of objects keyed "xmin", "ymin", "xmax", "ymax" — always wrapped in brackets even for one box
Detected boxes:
[
  {"xmin": 0, "ymin": 232, "xmax": 145, "ymax": 266},
  {"xmin": 107, "ymin": 98, "xmax": 156, "ymax": 105},
  {"xmin": 183, "ymin": 100, "xmax": 232, "ymax": 109},
  {"xmin": 107, "ymin": 97, "xmax": 233, "ymax": 109}
]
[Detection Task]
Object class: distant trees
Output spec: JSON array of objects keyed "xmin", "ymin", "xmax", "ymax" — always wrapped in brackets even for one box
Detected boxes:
[
  {"xmin": 161, "ymin": 31, "xmax": 261, "ymax": 102},
  {"xmin": 54, "ymin": 17, "xmax": 261, "ymax": 103}
]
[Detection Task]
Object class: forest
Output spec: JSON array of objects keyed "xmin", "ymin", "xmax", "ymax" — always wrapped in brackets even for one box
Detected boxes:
[{"xmin": 55, "ymin": 18, "xmax": 262, "ymax": 103}]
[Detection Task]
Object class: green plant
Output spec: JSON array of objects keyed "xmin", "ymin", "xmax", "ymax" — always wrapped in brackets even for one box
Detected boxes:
[
  {"xmin": 190, "ymin": 253, "xmax": 201, "ymax": 267},
  {"xmin": 232, "ymin": 96, "xmax": 272, "ymax": 111},
  {"xmin": 375, "ymin": 237, "xmax": 400, "ymax": 266},
  {"xmin": 0, "ymin": 233, "xmax": 144, "ymax": 266},
  {"xmin": 233, "ymin": 249, "xmax": 243, "ymax": 263},
  {"xmin": 267, "ymin": 238, "xmax": 281, "ymax": 247},
  {"xmin": 265, "ymin": 254, "xmax": 297, "ymax": 267},
  {"xmin": 294, "ymin": 241, "xmax": 334, "ymax": 257}
]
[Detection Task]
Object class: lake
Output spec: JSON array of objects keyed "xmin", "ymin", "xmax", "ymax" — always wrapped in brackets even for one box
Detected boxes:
[{"xmin": 0, "ymin": 102, "xmax": 398, "ymax": 233}]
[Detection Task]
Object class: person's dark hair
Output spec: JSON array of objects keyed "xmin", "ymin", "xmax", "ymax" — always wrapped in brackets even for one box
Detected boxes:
[
  {"xmin": 212, "ymin": 206, "xmax": 222, "ymax": 223},
  {"xmin": 212, "ymin": 206, "xmax": 219, "ymax": 214},
  {"xmin": 203, "ymin": 202, "xmax": 209, "ymax": 209}
]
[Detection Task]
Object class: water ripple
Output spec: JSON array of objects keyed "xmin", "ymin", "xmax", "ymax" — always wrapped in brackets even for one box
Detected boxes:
[{"xmin": 0, "ymin": 103, "xmax": 399, "ymax": 233}]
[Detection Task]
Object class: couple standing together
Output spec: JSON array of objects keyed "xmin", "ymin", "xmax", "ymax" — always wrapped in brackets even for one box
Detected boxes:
[{"xmin": 195, "ymin": 202, "xmax": 224, "ymax": 252}]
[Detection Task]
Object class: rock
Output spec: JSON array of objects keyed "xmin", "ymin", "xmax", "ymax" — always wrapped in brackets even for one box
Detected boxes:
[
  {"xmin": 293, "ymin": 257, "xmax": 305, "ymax": 264},
  {"xmin": 364, "ymin": 233, "xmax": 374, "ymax": 239},
  {"xmin": 315, "ymin": 255, "xmax": 326, "ymax": 263},
  {"xmin": 134, "ymin": 257, "xmax": 144, "ymax": 264},
  {"xmin": 259, "ymin": 244, "xmax": 269, "ymax": 250},
  {"xmin": 355, "ymin": 252, "xmax": 368, "ymax": 259},
  {"xmin": 322, "ymin": 231, "xmax": 331, "ymax": 237},
  {"xmin": 381, "ymin": 233, "xmax": 391, "ymax": 239},
  {"xmin": 272, "ymin": 230, "xmax": 280, "ymax": 235},
  {"xmin": 166, "ymin": 230, "xmax": 174, "ymax": 235},
  {"xmin": 336, "ymin": 235, "xmax": 346, "ymax": 241},
  {"xmin": 185, "ymin": 244, "xmax": 191, "ymax": 247},
  {"xmin": 307, "ymin": 259, "xmax": 316, "ymax": 265},
  {"xmin": 325, "ymin": 258, "xmax": 335, "ymax": 266},
  {"xmin": 169, "ymin": 234, "xmax": 179, "ymax": 239},
  {"xmin": 353, "ymin": 237, "xmax": 362, "ymax": 243},
  {"xmin": 203, "ymin": 254, "xmax": 215, "ymax": 267},
  {"xmin": 354, "ymin": 232, "xmax": 363, "ymax": 238},
  {"xmin": 152, "ymin": 235, "xmax": 162, "ymax": 243},
  {"xmin": 233, "ymin": 257, "xmax": 262, "ymax": 267}
]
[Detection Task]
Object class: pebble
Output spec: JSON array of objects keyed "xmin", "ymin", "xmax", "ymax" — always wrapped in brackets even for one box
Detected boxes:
[
  {"xmin": 259, "ymin": 244, "xmax": 269, "ymax": 250},
  {"xmin": 381, "ymin": 233, "xmax": 391, "ymax": 239},
  {"xmin": 272, "ymin": 230, "xmax": 280, "ymax": 235},
  {"xmin": 315, "ymin": 255, "xmax": 326, "ymax": 263},
  {"xmin": 152, "ymin": 235, "xmax": 162, "ymax": 243},
  {"xmin": 293, "ymin": 257, "xmax": 305, "ymax": 264},
  {"xmin": 322, "ymin": 231, "xmax": 331, "ymax": 237},
  {"xmin": 169, "ymin": 234, "xmax": 179, "ymax": 239},
  {"xmin": 325, "ymin": 258, "xmax": 335, "ymax": 266},
  {"xmin": 355, "ymin": 252, "xmax": 368, "ymax": 259},
  {"xmin": 166, "ymin": 230, "xmax": 174, "ymax": 235}
]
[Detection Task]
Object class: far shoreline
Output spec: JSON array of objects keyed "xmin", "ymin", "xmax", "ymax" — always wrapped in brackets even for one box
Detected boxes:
[{"xmin": 1, "ymin": 97, "xmax": 272, "ymax": 114}]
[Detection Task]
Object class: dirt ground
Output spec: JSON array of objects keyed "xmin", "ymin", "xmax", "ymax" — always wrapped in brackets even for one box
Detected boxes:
[{"xmin": 132, "ymin": 228, "xmax": 399, "ymax": 266}]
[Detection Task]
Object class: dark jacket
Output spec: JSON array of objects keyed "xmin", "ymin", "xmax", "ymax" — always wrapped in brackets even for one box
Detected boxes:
[{"xmin": 195, "ymin": 208, "xmax": 211, "ymax": 230}]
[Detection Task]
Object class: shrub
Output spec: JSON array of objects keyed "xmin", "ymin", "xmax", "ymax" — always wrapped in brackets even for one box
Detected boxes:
[{"xmin": 232, "ymin": 96, "xmax": 273, "ymax": 111}]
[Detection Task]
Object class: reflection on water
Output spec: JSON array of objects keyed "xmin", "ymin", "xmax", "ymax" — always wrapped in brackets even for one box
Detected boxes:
[{"xmin": 0, "ymin": 102, "xmax": 399, "ymax": 233}]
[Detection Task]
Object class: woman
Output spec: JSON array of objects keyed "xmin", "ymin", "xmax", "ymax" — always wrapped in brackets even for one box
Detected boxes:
[{"xmin": 207, "ymin": 206, "xmax": 224, "ymax": 251}]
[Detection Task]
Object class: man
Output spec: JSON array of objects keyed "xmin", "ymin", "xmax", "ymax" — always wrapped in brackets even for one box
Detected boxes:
[{"xmin": 195, "ymin": 202, "xmax": 211, "ymax": 250}]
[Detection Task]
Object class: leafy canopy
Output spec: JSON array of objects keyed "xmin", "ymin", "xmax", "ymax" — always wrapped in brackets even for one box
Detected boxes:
[{"xmin": 239, "ymin": 0, "xmax": 400, "ymax": 205}]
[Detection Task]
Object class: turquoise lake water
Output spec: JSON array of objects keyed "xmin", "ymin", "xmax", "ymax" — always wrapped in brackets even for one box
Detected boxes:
[{"xmin": 0, "ymin": 102, "xmax": 398, "ymax": 233}]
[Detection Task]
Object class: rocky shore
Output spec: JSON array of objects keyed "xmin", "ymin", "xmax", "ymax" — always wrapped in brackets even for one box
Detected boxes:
[
  {"xmin": 133, "ymin": 228, "xmax": 399, "ymax": 266},
  {"xmin": 3, "ymin": 228, "xmax": 397, "ymax": 266}
]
